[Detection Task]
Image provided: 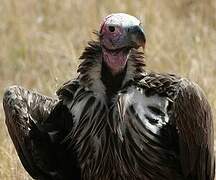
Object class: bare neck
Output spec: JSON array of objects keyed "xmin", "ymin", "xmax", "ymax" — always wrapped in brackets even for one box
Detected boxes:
[
  {"xmin": 78, "ymin": 41, "xmax": 145, "ymax": 96},
  {"xmin": 101, "ymin": 60, "xmax": 127, "ymax": 99}
]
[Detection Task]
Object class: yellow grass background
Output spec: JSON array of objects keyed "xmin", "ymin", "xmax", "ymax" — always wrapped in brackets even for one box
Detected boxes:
[{"xmin": 0, "ymin": 0, "xmax": 216, "ymax": 179}]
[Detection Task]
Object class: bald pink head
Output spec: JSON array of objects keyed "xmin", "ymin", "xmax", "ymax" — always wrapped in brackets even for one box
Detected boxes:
[{"xmin": 99, "ymin": 13, "xmax": 146, "ymax": 74}]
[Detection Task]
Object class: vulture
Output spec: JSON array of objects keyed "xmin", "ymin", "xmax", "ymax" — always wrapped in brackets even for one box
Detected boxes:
[{"xmin": 3, "ymin": 13, "xmax": 215, "ymax": 180}]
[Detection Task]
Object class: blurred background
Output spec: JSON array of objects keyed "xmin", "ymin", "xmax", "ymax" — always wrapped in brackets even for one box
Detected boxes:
[{"xmin": 0, "ymin": 0, "xmax": 215, "ymax": 179}]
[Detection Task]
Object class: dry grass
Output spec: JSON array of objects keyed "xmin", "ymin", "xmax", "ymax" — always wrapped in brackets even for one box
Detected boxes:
[{"xmin": 0, "ymin": 0, "xmax": 216, "ymax": 179}]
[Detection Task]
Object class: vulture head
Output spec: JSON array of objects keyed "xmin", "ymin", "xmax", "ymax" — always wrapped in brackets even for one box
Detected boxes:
[{"xmin": 99, "ymin": 13, "xmax": 146, "ymax": 74}]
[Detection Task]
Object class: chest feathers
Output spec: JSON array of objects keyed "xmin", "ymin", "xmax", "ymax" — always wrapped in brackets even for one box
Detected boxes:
[
  {"xmin": 62, "ymin": 84, "xmax": 180, "ymax": 180},
  {"xmin": 57, "ymin": 42, "xmax": 182, "ymax": 179}
]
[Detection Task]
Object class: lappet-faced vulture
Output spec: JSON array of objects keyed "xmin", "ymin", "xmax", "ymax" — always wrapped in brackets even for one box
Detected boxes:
[{"xmin": 3, "ymin": 13, "xmax": 215, "ymax": 180}]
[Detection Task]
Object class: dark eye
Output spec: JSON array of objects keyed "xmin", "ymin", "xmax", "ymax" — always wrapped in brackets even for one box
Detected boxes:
[{"xmin": 108, "ymin": 26, "xmax": 115, "ymax": 32}]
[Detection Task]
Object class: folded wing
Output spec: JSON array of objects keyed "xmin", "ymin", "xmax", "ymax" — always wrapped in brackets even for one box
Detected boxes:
[
  {"xmin": 173, "ymin": 80, "xmax": 215, "ymax": 180},
  {"xmin": 3, "ymin": 86, "xmax": 60, "ymax": 179}
]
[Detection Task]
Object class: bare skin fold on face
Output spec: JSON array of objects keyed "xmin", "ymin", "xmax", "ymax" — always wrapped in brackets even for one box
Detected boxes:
[{"xmin": 99, "ymin": 13, "xmax": 146, "ymax": 75}]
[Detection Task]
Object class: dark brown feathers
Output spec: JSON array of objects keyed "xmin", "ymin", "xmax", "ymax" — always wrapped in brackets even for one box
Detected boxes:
[
  {"xmin": 56, "ymin": 40, "xmax": 215, "ymax": 180},
  {"xmin": 172, "ymin": 80, "xmax": 215, "ymax": 180},
  {"xmin": 3, "ymin": 39, "xmax": 215, "ymax": 180}
]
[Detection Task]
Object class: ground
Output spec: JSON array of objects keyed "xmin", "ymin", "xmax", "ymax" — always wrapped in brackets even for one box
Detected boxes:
[{"xmin": 0, "ymin": 0, "xmax": 216, "ymax": 179}]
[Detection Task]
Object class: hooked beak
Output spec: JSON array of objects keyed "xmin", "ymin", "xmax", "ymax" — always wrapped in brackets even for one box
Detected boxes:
[{"xmin": 127, "ymin": 25, "xmax": 146, "ymax": 49}]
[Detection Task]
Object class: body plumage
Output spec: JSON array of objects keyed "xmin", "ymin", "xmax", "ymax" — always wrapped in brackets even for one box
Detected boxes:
[{"xmin": 3, "ymin": 13, "xmax": 215, "ymax": 180}]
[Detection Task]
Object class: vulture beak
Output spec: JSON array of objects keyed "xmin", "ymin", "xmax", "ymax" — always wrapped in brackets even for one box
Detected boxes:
[{"xmin": 127, "ymin": 25, "xmax": 146, "ymax": 50}]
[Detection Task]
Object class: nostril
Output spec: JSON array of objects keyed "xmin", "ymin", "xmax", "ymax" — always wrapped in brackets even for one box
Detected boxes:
[{"xmin": 108, "ymin": 26, "xmax": 115, "ymax": 32}]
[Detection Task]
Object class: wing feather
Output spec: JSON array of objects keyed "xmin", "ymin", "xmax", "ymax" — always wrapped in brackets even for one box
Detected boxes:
[
  {"xmin": 173, "ymin": 79, "xmax": 215, "ymax": 180},
  {"xmin": 3, "ymin": 86, "xmax": 59, "ymax": 179}
]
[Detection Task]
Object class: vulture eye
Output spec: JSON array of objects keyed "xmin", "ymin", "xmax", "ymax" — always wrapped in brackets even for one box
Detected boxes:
[{"xmin": 108, "ymin": 26, "xmax": 115, "ymax": 32}]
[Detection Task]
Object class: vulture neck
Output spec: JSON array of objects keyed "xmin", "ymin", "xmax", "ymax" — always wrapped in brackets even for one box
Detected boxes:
[
  {"xmin": 101, "ymin": 60, "xmax": 127, "ymax": 99},
  {"xmin": 78, "ymin": 41, "xmax": 145, "ymax": 98}
]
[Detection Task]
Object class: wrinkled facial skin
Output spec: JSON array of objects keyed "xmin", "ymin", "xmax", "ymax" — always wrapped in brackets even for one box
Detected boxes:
[
  {"xmin": 100, "ymin": 19, "xmax": 126, "ymax": 50},
  {"xmin": 99, "ymin": 13, "xmax": 146, "ymax": 74},
  {"xmin": 100, "ymin": 13, "xmax": 142, "ymax": 50}
]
